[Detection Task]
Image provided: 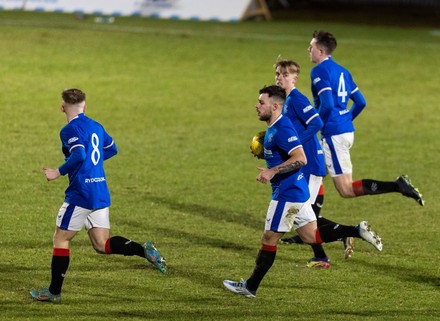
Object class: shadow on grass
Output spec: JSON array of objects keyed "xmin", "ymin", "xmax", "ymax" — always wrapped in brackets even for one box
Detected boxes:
[
  {"xmin": 140, "ymin": 192, "xmax": 263, "ymax": 231},
  {"xmin": 356, "ymin": 256, "xmax": 439, "ymax": 287}
]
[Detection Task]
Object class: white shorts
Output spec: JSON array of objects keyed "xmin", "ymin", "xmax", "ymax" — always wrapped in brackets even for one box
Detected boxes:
[
  {"xmin": 56, "ymin": 202, "xmax": 110, "ymax": 232},
  {"xmin": 308, "ymin": 174, "xmax": 323, "ymax": 204},
  {"xmin": 265, "ymin": 199, "xmax": 316, "ymax": 233},
  {"xmin": 321, "ymin": 132, "xmax": 354, "ymax": 177}
]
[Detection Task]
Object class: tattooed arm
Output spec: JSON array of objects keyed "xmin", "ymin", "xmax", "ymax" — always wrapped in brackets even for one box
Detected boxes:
[
  {"xmin": 256, "ymin": 147, "xmax": 307, "ymax": 184},
  {"xmin": 275, "ymin": 159, "xmax": 306, "ymax": 174}
]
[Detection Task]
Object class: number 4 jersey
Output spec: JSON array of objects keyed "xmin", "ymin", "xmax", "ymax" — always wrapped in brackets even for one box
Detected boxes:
[
  {"xmin": 310, "ymin": 56, "xmax": 358, "ymax": 138},
  {"xmin": 59, "ymin": 113, "xmax": 117, "ymax": 210}
]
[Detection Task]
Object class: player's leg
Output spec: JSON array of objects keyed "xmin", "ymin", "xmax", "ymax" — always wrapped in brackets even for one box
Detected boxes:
[
  {"xmin": 31, "ymin": 203, "xmax": 85, "ymax": 303},
  {"xmin": 303, "ymin": 176, "xmax": 330, "ymax": 267},
  {"xmin": 223, "ymin": 200, "xmax": 293, "ymax": 298},
  {"xmin": 352, "ymin": 175, "xmax": 424, "ymax": 206},
  {"xmin": 324, "ymin": 133, "xmax": 423, "ymax": 205},
  {"xmin": 86, "ymin": 208, "xmax": 166, "ymax": 273},
  {"xmin": 315, "ymin": 221, "xmax": 382, "ymax": 251}
]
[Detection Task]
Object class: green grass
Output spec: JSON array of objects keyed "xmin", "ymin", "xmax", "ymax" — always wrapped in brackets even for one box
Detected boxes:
[{"xmin": 0, "ymin": 11, "xmax": 439, "ymax": 321}]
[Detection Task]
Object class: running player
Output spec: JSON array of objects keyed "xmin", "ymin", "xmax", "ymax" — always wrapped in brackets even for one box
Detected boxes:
[
  {"xmin": 308, "ymin": 30, "xmax": 424, "ymax": 206},
  {"xmin": 30, "ymin": 88, "xmax": 166, "ymax": 304},
  {"xmin": 274, "ymin": 59, "xmax": 351, "ymax": 266},
  {"xmin": 223, "ymin": 85, "xmax": 382, "ymax": 298}
]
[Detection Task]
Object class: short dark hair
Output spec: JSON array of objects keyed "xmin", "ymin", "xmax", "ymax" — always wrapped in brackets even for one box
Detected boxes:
[
  {"xmin": 259, "ymin": 85, "xmax": 286, "ymax": 101},
  {"xmin": 313, "ymin": 30, "xmax": 337, "ymax": 55},
  {"xmin": 62, "ymin": 88, "xmax": 86, "ymax": 105}
]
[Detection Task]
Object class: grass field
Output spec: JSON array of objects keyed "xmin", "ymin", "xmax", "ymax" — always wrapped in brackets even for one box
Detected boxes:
[{"xmin": 0, "ymin": 10, "xmax": 439, "ymax": 321}]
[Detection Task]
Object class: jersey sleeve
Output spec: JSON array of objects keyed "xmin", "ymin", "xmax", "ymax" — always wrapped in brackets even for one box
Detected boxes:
[
  {"xmin": 276, "ymin": 124, "xmax": 302, "ymax": 156},
  {"xmin": 311, "ymin": 67, "xmax": 332, "ymax": 99},
  {"xmin": 58, "ymin": 147, "xmax": 86, "ymax": 175},
  {"xmin": 60, "ymin": 126, "xmax": 85, "ymax": 154},
  {"xmin": 288, "ymin": 91, "xmax": 323, "ymax": 144},
  {"xmin": 349, "ymin": 89, "xmax": 366, "ymax": 120},
  {"xmin": 102, "ymin": 130, "xmax": 118, "ymax": 160},
  {"xmin": 58, "ymin": 126, "xmax": 86, "ymax": 175}
]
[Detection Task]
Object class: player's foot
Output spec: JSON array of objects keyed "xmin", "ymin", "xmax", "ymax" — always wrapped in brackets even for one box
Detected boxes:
[
  {"xmin": 223, "ymin": 279, "xmax": 256, "ymax": 298},
  {"xmin": 305, "ymin": 257, "xmax": 331, "ymax": 268},
  {"xmin": 280, "ymin": 235, "xmax": 303, "ymax": 245},
  {"xmin": 342, "ymin": 237, "xmax": 355, "ymax": 260},
  {"xmin": 30, "ymin": 288, "xmax": 61, "ymax": 304},
  {"xmin": 396, "ymin": 175, "xmax": 424, "ymax": 206},
  {"xmin": 357, "ymin": 221, "xmax": 382, "ymax": 251},
  {"xmin": 143, "ymin": 241, "xmax": 167, "ymax": 273}
]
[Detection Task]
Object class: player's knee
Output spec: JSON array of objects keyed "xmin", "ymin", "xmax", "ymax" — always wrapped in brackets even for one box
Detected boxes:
[
  {"xmin": 299, "ymin": 234, "xmax": 316, "ymax": 244},
  {"xmin": 92, "ymin": 242, "xmax": 106, "ymax": 254}
]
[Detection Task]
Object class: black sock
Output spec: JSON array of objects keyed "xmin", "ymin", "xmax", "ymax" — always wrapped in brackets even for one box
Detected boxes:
[
  {"xmin": 49, "ymin": 248, "xmax": 70, "ymax": 295},
  {"xmin": 312, "ymin": 194, "xmax": 324, "ymax": 217},
  {"xmin": 317, "ymin": 215, "xmax": 336, "ymax": 227},
  {"xmin": 317, "ymin": 223, "xmax": 358, "ymax": 243},
  {"xmin": 313, "ymin": 194, "xmax": 338, "ymax": 227},
  {"xmin": 246, "ymin": 247, "xmax": 276, "ymax": 292},
  {"xmin": 356, "ymin": 179, "xmax": 398, "ymax": 195},
  {"xmin": 107, "ymin": 236, "xmax": 144, "ymax": 257},
  {"xmin": 310, "ymin": 243, "xmax": 327, "ymax": 259}
]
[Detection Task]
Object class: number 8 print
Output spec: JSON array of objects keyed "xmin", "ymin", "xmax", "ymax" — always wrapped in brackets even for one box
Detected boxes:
[{"xmin": 91, "ymin": 133, "xmax": 100, "ymax": 165}]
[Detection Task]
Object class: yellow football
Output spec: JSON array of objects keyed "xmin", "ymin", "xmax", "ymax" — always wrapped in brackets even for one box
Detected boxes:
[{"xmin": 250, "ymin": 131, "xmax": 265, "ymax": 159}]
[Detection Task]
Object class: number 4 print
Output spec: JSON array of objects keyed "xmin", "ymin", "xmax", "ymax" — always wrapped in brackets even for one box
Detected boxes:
[{"xmin": 338, "ymin": 72, "xmax": 347, "ymax": 103}]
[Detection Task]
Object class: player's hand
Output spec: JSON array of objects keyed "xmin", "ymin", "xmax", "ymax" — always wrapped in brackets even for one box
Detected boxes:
[
  {"xmin": 44, "ymin": 168, "xmax": 61, "ymax": 181},
  {"xmin": 256, "ymin": 167, "xmax": 276, "ymax": 184}
]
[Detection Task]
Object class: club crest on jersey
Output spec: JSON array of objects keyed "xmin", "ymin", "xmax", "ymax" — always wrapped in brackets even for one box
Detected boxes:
[
  {"xmin": 68, "ymin": 137, "xmax": 79, "ymax": 144},
  {"xmin": 267, "ymin": 133, "xmax": 274, "ymax": 143}
]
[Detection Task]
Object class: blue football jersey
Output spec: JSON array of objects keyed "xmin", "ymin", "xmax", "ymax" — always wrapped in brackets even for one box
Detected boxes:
[
  {"xmin": 264, "ymin": 115, "xmax": 310, "ymax": 203},
  {"xmin": 283, "ymin": 88, "xmax": 326, "ymax": 179},
  {"xmin": 310, "ymin": 57, "xmax": 358, "ymax": 137},
  {"xmin": 59, "ymin": 113, "xmax": 115, "ymax": 209}
]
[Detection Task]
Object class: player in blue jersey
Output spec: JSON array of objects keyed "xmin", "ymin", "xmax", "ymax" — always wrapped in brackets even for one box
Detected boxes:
[
  {"xmin": 308, "ymin": 30, "xmax": 424, "ymax": 206},
  {"xmin": 274, "ymin": 59, "xmax": 352, "ymax": 266},
  {"xmin": 223, "ymin": 85, "xmax": 382, "ymax": 298},
  {"xmin": 30, "ymin": 89, "xmax": 166, "ymax": 304}
]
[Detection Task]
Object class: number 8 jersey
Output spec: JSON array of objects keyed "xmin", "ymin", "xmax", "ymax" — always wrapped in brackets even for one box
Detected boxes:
[{"xmin": 59, "ymin": 113, "xmax": 117, "ymax": 210}]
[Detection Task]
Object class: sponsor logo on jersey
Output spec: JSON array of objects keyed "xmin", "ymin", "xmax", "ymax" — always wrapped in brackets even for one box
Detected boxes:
[
  {"xmin": 303, "ymin": 105, "xmax": 313, "ymax": 113},
  {"xmin": 85, "ymin": 177, "xmax": 106, "ymax": 183},
  {"xmin": 68, "ymin": 137, "xmax": 79, "ymax": 144},
  {"xmin": 339, "ymin": 109, "xmax": 350, "ymax": 115},
  {"xmin": 264, "ymin": 148, "xmax": 272, "ymax": 158},
  {"xmin": 297, "ymin": 173, "xmax": 304, "ymax": 180},
  {"xmin": 288, "ymin": 136, "xmax": 298, "ymax": 143},
  {"xmin": 313, "ymin": 77, "xmax": 321, "ymax": 85}
]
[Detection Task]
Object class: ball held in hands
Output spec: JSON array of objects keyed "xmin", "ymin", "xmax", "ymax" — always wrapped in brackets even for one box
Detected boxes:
[{"xmin": 250, "ymin": 131, "xmax": 266, "ymax": 159}]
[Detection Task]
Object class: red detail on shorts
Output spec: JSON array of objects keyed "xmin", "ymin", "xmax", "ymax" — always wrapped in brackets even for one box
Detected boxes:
[
  {"xmin": 261, "ymin": 244, "xmax": 277, "ymax": 252},
  {"xmin": 105, "ymin": 238, "xmax": 112, "ymax": 254},
  {"xmin": 318, "ymin": 184, "xmax": 325, "ymax": 195},
  {"xmin": 315, "ymin": 230, "xmax": 323, "ymax": 244},
  {"xmin": 53, "ymin": 248, "xmax": 70, "ymax": 257},
  {"xmin": 352, "ymin": 180, "xmax": 364, "ymax": 196}
]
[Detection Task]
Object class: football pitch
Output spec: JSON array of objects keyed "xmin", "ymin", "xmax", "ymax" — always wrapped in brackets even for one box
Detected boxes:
[{"xmin": 0, "ymin": 10, "xmax": 439, "ymax": 321}]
